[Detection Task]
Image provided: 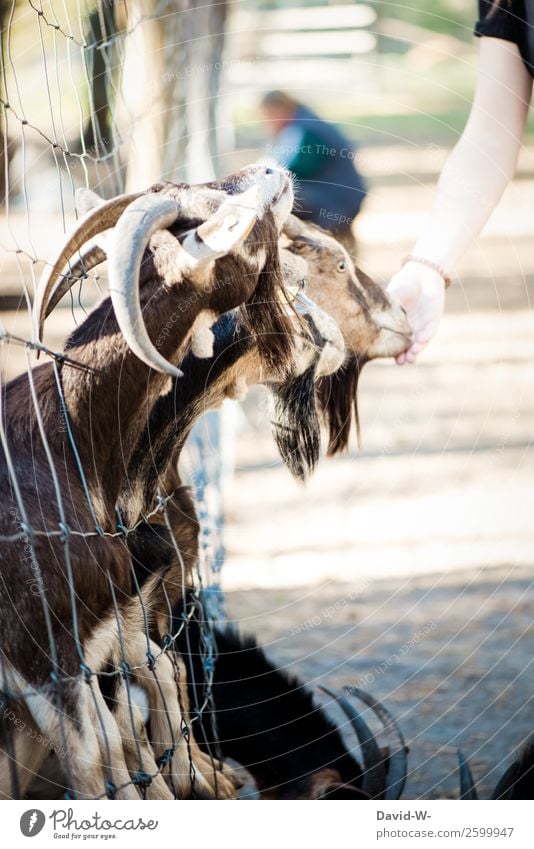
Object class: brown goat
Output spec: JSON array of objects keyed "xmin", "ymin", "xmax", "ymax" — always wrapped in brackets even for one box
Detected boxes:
[
  {"xmin": 112, "ymin": 225, "xmax": 413, "ymax": 796},
  {"xmin": 282, "ymin": 215, "xmax": 412, "ymax": 453},
  {"xmin": 84, "ymin": 256, "xmax": 344, "ymax": 799},
  {"xmin": 89, "ymin": 229, "xmax": 412, "ymax": 795},
  {"xmin": 0, "ymin": 165, "xmax": 295, "ymax": 799},
  {"xmin": 21, "ymin": 252, "xmax": 345, "ymax": 800}
]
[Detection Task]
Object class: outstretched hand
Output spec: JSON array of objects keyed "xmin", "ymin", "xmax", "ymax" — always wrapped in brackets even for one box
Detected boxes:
[{"xmin": 387, "ymin": 262, "xmax": 446, "ymax": 364}]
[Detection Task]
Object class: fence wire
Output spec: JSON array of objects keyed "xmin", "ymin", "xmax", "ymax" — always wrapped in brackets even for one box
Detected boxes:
[{"xmin": 0, "ymin": 0, "xmax": 227, "ymax": 800}]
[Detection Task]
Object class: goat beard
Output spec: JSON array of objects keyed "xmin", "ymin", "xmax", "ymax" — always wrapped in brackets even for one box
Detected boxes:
[
  {"xmin": 316, "ymin": 354, "xmax": 367, "ymax": 456},
  {"xmin": 240, "ymin": 213, "xmax": 296, "ymax": 379},
  {"xmin": 270, "ymin": 365, "xmax": 321, "ymax": 481}
]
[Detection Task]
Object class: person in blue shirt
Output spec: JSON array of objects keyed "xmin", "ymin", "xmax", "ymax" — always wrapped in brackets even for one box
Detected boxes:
[{"xmin": 261, "ymin": 90, "xmax": 367, "ymax": 256}]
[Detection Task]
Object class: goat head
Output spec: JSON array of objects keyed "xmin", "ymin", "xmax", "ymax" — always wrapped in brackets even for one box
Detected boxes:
[{"xmin": 282, "ymin": 216, "xmax": 413, "ymax": 453}]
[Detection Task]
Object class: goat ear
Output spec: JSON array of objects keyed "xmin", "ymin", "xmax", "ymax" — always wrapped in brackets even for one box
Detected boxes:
[
  {"xmin": 180, "ymin": 184, "xmax": 259, "ymax": 263},
  {"xmin": 75, "ymin": 187, "xmax": 105, "ymax": 216},
  {"xmin": 75, "ymin": 188, "xmax": 113, "ymax": 252}
]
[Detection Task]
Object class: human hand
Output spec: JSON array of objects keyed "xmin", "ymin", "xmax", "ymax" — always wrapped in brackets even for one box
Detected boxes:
[{"xmin": 387, "ymin": 262, "xmax": 446, "ymax": 364}]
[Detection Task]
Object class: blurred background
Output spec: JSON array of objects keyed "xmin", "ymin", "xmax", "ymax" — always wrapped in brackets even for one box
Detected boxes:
[{"xmin": 0, "ymin": 0, "xmax": 533, "ymax": 798}]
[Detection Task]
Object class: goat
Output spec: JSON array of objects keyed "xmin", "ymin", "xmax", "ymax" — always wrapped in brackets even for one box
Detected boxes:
[
  {"xmin": 21, "ymin": 252, "xmax": 345, "ymax": 800},
  {"xmin": 174, "ymin": 624, "xmax": 534, "ymax": 801},
  {"xmin": 0, "ymin": 164, "xmax": 295, "ymax": 799},
  {"xmin": 282, "ymin": 215, "xmax": 412, "ymax": 453},
  {"xmin": 115, "ymin": 224, "xmax": 415, "ymax": 798},
  {"xmin": 90, "ymin": 223, "xmax": 412, "ymax": 796},
  {"xmin": 28, "ymin": 201, "xmax": 411, "ymax": 798},
  {"xmin": 174, "ymin": 625, "xmax": 403, "ymax": 799},
  {"xmin": 458, "ymin": 736, "xmax": 534, "ymax": 800},
  {"xmin": 117, "ymin": 218, "xmax": 412, "ymax": 622},
  {"xmin": 86, "ymin": 256, "xmax": 345, "ymax": 798}
]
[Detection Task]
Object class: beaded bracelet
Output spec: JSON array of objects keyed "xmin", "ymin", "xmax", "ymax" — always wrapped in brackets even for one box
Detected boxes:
[{"xmin": 402, "ymin": 255, "xmax": 451, "ymax": 288}]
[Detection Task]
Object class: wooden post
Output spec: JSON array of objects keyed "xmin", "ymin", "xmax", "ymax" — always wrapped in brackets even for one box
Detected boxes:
[{"xmin": 121, "ymin": 1, "xmax": 228, "ymax": 190}]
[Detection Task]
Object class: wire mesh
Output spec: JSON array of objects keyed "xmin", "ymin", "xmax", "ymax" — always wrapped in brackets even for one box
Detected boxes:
[{"xmin": 0, "ymin": 0, "xmax": 226, "ymax": 800}]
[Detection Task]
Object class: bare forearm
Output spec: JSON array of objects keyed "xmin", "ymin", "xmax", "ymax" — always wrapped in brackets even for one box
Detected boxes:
[
  {"xmin": 388, "ymin": 38, "xmax": 532, "ymax": 364},
  {"xmin": 413, "ymin": 39, "xmax": 532, "ymax": 273}
]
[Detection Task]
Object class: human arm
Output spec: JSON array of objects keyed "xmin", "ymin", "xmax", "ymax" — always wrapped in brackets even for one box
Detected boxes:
[{"xmin": 388, "ymin": 37, "xmax": 532, "ymax": 363}]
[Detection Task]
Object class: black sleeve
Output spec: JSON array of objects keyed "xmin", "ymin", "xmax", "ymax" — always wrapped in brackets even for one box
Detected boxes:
[{"xmin": 475, "ymin": 0, "xmax": 519, "ymax": 43}]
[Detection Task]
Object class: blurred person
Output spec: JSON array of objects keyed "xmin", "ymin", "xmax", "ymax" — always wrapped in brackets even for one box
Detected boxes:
[
  {"xmin": 388, "ymin": 0, "xmax": 533, "ymax": 364},
  {"xmin": 260, "ymin": 90, "xmax": 367, "ymax": 256}
]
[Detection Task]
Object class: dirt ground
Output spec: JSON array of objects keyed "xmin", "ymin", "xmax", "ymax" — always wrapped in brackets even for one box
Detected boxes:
[{"xmin": 1, "ymin": 146, "xmax": 533, "ymax": 799}]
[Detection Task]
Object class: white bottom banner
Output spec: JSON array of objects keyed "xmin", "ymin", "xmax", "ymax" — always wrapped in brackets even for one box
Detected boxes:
[{"xmin": 2, "ymin": 800, "xmax": 530, "ymax": 849}]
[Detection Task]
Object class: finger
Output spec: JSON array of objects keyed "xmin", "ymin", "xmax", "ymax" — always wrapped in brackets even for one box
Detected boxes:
[{"xmin": 395, "ymin": 352, "xmax": 407, "ymax": 365}]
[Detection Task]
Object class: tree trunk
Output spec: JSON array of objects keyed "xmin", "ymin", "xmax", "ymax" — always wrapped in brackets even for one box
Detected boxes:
[{"xmin": 121, "ymin": 0, "xmax": 227, "ymax": 191}]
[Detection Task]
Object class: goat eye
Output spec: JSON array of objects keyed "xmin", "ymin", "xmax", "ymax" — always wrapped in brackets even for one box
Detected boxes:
[
  {"xmin": 337, "ymin": 261, "xmax": 346, "ymax": 273},
  {"xmin": 299, "ymin": 279, "xmax": 306, "ymax": 290}
]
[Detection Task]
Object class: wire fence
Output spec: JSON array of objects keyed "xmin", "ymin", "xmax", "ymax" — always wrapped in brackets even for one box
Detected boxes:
[{"xmin": 0, "ymin": 0, "xmax": 229, "ymax": 800}]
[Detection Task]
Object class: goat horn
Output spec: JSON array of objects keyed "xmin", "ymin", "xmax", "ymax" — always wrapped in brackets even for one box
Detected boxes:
[
  {"xmin": 349, "ymin": 687, "xmax": 407, "ymax": 800},
  {"xmin": 44, "ymin": 244, "xmax": 107, "ymax": 318},
  {"xmin": 108, "ymin": 186, "xmax": 265, "ymax": 376},
  {"xmin": 320, "ymin": 686, "xmax": 386, "ymax": 799},
  {"xmin": 106, "ymin": 193, "xmax": 187, "ymax": 378},
  {"xmin": 34, "ymin": 192, "xmax": 142, "ymax": 341},
  {"xmin": 458, "ymin": 750, "xmax": 478, "ymax": 800}
]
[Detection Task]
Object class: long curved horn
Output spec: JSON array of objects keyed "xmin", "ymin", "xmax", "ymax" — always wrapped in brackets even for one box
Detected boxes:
[
  {"xmin": 349, "ymin": 687, "xmax": 408, "ymax": 800},
  {"xmin": 320, "ymin": 686, "xmax": 387, "ymax": 799},
  {"xmin": 34, "ymin": 192, "xmax": 142, "ymax": 341},
  {"xmin": 45, "ymin": 244, "xmax": 107, "ymax": 318},
  {"xmin": 106, "ymin": 193, "xmax": 187, "ymax": 378},
  {"xmin": 458, "ymin": 750, "xmax": 478, "ymax": 800},
  {"xmin": 47, "ymin": 183, "xmax": 263, "ymax": 322},
  {"xmin": 108, "ymin": 186, "xmax": 265, "ymax": 377},
  {"xmin": 44, "ymin": 186, "xmax": 125, "ymax": 318}
]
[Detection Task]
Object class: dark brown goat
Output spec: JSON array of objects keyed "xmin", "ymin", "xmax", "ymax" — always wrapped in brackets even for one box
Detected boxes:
[
  {"xmin": 92, "ymin": 225, "xmax": 412, "ymax": 795},
  {"xmin": 118, "ymin": 221, "xmax": 412, "ymax": 615},
  {"xmin": 21, "ymin": 257, "xmax": 345, "ymax": 800},
  {"xmin": 89, "ymin": 265, "xmax": 345, "ymax": 799},
  {"xmin": 90, "ymin": 227, "xmax": 412, "ymax": 794},
  {"xmin": 173, "ymin": 626, "xmax": 392, "ymax": 799},
  {"xmin": 0, "ymin": 165, "xmax": 295, "ymax": 799}
]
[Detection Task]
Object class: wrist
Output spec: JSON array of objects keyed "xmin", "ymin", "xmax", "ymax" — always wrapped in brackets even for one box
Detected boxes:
[{"xmin": 402, "ymin": 254, "xmax": 451, "ymax": 288}]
